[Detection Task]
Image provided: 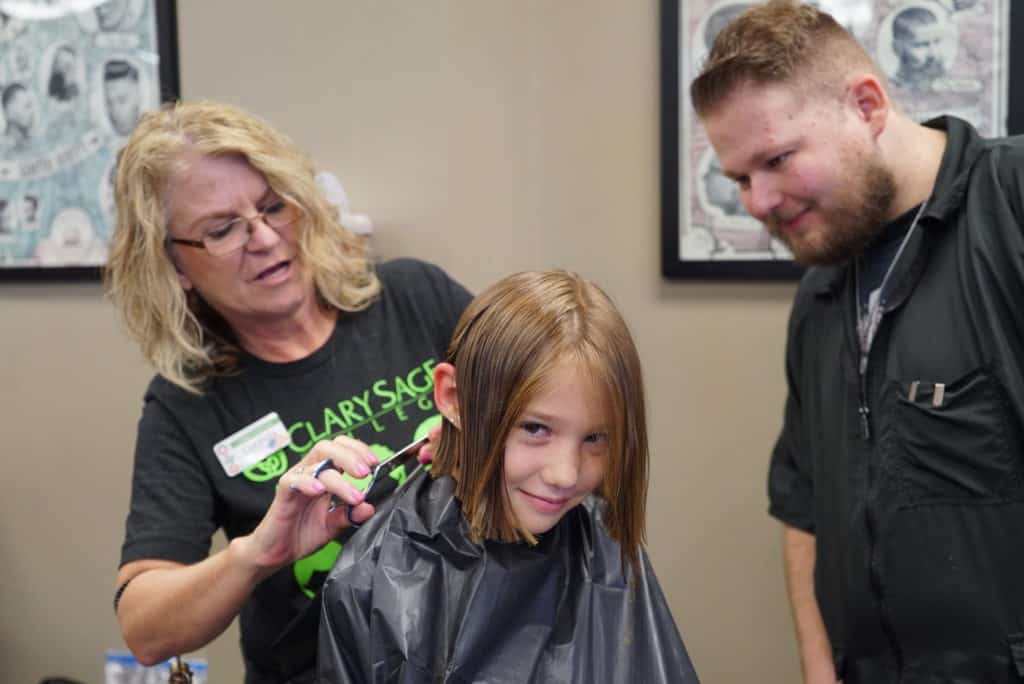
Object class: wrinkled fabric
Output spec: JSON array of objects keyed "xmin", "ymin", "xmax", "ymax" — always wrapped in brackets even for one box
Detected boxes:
[{"xmin": 318, "ymin": 471, "xmax": 699, "ymax": 683}]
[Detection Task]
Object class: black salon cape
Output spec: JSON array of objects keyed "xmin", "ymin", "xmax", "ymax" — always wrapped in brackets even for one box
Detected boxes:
[{"xmin": 317, "ymin": 470, "xmax": 699, "ymax": 683}]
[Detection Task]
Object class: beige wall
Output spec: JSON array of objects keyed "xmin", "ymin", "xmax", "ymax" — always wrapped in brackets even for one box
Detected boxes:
[{"xmin": 1, "ymin": 2, "xmax": 802, "ymax": 682}]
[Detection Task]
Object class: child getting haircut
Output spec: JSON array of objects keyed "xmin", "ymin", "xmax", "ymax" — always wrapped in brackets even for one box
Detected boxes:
[{"xmin": 319, "ymin": 270, "xmax": 699, "ymax": 683}]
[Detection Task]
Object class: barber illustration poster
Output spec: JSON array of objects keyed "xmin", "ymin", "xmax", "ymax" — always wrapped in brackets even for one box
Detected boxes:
[
  {"xmin": 678, "ymin": 0, "xmax": 1008, "ymax": 262},
  {"xmin": 0, "ymin": 0, "xmax": 163, "ymax": 269}
]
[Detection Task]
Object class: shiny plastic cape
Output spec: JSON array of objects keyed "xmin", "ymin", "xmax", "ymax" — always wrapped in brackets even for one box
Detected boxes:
[{"xmin": 318, "ymin": 470, "xmax": 699, "ymax": 683}]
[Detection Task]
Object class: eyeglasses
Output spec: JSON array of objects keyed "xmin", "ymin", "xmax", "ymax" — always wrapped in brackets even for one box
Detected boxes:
[{"xmin": 168, "ymin": 199, "xmax": 303, "ymax": 257}]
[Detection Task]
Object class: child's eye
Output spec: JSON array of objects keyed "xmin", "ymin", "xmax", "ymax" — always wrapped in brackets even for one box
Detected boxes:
[
  {"xmin": 583, "ymin": 432, "xmax": 609, "ymax": 446},
  {"xmin": 520, "ymin": 422, "xmax": 549, "ymax": 437}
]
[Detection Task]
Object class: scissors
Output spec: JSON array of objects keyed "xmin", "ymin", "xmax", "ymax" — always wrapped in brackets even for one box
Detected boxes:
[{"xmin": 312, "ymin": 434, "xmax": 429, "ymax": 525}]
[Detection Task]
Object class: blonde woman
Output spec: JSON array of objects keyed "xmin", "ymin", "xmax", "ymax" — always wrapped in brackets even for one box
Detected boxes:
[{"xmin": 107, "ymin": 100, "xmax": 470, "ymax": 684}]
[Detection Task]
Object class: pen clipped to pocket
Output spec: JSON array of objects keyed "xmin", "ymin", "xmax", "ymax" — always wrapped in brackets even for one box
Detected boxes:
[{"xmin": 907, "ymin": 380, "xmax": 945, "ymax": 407}]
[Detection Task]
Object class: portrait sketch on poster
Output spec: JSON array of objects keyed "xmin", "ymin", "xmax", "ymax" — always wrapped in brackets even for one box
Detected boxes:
[
  {"xmin": 676, "ymin": 0, "xmax": 1008, "ymax": 268},
  {"xmin": 0, "ymin": 0, "xmax": 176, "ymax": 277}
]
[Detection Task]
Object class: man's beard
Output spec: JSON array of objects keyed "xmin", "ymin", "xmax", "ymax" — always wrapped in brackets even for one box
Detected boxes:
[{"xmin": 766, "ymin": 152, "xmax": 897, "ymax": 267}]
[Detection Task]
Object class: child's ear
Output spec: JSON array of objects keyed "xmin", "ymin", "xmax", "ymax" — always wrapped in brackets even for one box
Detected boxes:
[{"xmin": 433, "ymin": 362, "xmax": 460, "ymax": 429}]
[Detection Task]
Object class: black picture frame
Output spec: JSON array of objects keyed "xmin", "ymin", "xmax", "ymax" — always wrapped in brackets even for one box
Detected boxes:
[
  {"xmin": 0, "ymin": 0, "xmax": 180, "ymax": 282},
  {"xmin": 661, "ymin": 0, "xmax": 1024, "ymax": 280}
]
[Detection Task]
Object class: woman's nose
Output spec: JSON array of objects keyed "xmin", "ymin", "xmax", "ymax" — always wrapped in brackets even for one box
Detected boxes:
[{"xmin": 243, "ymin": 214, "xmax": 281, "ymax": 251}]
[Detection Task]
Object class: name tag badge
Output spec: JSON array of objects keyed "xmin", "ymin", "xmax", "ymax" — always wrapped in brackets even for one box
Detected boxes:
[{"xmin": 214, "ymin": 412, "xmax": 291, "ymax": 477}]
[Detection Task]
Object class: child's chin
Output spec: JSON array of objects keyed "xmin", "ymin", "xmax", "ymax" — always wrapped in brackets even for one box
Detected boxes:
[{"xmin": 524, "ymin": 518, "xmax": 562, "ymax": 536}]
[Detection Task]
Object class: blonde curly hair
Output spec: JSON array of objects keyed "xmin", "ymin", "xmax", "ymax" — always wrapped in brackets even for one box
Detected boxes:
[{"xmin": 105, "ymin": 100, "xmax": 379, "ymax": 394}]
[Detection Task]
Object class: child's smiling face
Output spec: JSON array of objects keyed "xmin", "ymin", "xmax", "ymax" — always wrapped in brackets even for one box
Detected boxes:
[{"xmin": 502, "ymin": 362, "xmax": 610, "ymax": 535}]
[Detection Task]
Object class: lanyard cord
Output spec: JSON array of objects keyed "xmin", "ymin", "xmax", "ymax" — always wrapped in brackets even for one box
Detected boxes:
[{"xmin": 855, "ymin": 197, "xmax": 929, "ymax": 365}]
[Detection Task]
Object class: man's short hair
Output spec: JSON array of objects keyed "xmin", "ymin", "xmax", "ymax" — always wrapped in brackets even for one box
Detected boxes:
[{"xmin": 690, "ymin": 0, "xmax": 882, "ymax": 117}]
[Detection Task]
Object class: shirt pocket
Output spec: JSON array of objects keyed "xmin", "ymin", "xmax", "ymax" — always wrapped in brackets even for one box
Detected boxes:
[{"xmin": 884, "ymin": 366, "xmax": 1023, "ymax": 503}]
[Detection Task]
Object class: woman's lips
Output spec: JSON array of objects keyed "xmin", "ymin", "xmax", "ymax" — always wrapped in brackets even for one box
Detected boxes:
[{"xmin": 254, "ymin": 260, "xmax": 290, "ymax": 282}]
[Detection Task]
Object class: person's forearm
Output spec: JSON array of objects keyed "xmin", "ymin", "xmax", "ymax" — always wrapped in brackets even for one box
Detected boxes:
[
  {"xmin": 783, "ymin": 525, "xmax": 838, "ymax": 683},
  {"xmin": 116, "ymin": 435, "xmax": 385, "ymax": 665},
  {"xmin": 117, "ymin": 535, "xmax": 275, "ymax": 665}
]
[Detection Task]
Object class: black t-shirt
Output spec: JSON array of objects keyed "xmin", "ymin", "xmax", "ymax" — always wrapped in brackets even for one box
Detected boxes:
[
  {"xmin": 856, "ymin": 204, "xmax": 922, "ymax": 314},
  {"xmin": 119, "ymin": 258, "xmax": 472, "ymax": 683}
]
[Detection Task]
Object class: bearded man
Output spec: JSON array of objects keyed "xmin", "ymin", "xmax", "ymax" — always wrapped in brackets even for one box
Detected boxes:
[{"xmin": 692, "ymin": 2, "xmax": 1024, "ymax": 682}]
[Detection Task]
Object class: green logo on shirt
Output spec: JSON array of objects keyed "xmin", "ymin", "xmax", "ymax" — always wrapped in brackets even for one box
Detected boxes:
[
  {"xmin": 241, "ymin": 359, "xmax": 438, "ymax": 483},
  {"xmin": 244, "ymin": 358, "xmax": 442, "ymax": 597}
]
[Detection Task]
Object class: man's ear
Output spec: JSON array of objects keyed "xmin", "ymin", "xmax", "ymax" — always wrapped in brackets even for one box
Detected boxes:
[
  {"xmin": 433, "ymin": 362, "xmax": 460, "ymax": 429},
  {"xmin": 847, "ymin": 74, "xmax": 889, "ymax": 139}
]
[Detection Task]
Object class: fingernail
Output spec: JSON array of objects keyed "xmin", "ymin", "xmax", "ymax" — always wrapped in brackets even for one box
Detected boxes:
[
  {"xmin": 312, "ymin": 480, "xmax": 325, "ymax": 493},
  {"xmin": 354, "ymin": 464, "xmax": 370, "ymax": 477}
]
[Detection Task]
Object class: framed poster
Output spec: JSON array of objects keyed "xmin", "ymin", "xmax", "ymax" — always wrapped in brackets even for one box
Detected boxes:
[
  {"xmin": 661, "ymin": 0, "xmax": 1021, "ymax": 279},
  {"xmin": 0, "ymin": 0, "xmax": 179, "ymax": 281}
]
